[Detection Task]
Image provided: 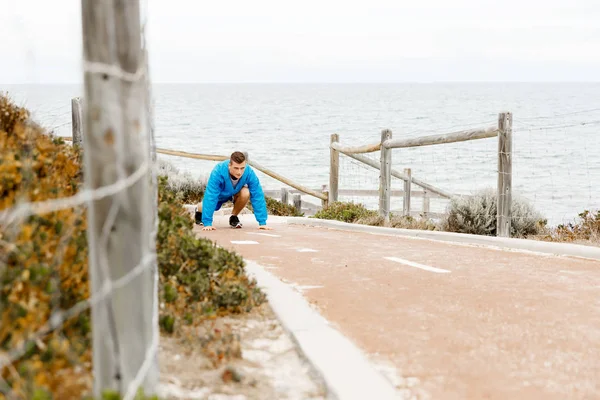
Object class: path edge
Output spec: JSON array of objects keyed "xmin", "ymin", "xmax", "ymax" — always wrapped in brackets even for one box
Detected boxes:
[
  {"xmin": 286, "ymin": 217, "xmax": 600, "ymax": 261},
  {"xmin": 244, "ymin": 260, "xmax": 401, "ymax": 400}
]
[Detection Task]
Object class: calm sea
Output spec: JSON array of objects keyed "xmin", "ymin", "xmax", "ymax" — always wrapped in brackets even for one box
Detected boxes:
[{"xmin": 2, "ymin": 83, "xmax": 599, "ymax": 226}]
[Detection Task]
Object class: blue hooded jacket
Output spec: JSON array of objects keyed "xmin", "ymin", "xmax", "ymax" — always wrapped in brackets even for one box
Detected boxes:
[{"xmin": 202, "ymin": 160, "xmax": 268, "ymax": 227}]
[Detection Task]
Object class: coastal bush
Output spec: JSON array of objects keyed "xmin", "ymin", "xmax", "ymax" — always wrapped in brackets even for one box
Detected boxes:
[
  {"xmin": 0, "ymin": 93, "xmax": 265, "ymax": 399},
  {"xmin": 442, "ymin": 188, "xmax": 545, "ymax": 237},
  {"xmin": 312, "ymin": 201, "xmax": 377, "ymax": 223},
  {"xmin": 247, "ymin": 196, "xmax": 304, "ymax": 217},
  {"xmin": 156, "ymin": 158, "xmax": 207, "ymax": 204}
]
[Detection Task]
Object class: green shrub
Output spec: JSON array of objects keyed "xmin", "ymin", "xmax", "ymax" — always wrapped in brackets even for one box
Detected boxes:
[
  {"xmin": 312, "ymin": 201, "xmax": 377, "ymax": 223},
  {"xmin": 247, "ymin": 196, "xmax": 304, "ymax": 217},
  {"xmin": 442, "ymin": 188, "xmax": 545, "ymax": 237}
]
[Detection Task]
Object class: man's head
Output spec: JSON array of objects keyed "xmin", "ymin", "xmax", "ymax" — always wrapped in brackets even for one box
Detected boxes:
[{"xmin": 228, "ymin": 151, "xmax": 246, "ymax": 179}]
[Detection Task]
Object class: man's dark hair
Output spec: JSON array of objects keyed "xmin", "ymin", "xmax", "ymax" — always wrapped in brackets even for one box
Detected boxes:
[{"xmin": 230, "ymin": 151, "xmax": 246, "ymax": 164}]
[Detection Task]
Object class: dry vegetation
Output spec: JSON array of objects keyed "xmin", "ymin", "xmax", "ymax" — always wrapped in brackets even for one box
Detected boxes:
[
  {"xmin": 534, "ymin": 209, "xmax": 600, "ymax": 246},
  {"xmin": 312, "ymin": 192, "xmax": 599, "ymax": 246},
  {"xmin": 0, "ymin": 94, "xmax": 265, "ymax": 399},
  {"xmin": 156, "ymin": 159, "xmax": 206, "ymax": 204}
]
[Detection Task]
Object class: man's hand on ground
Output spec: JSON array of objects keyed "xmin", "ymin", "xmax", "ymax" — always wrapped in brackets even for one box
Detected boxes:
[
  {"xmin": 202, "ymin": 226, "xmax": 216, "ymax": 231},
  {"xmin": 259, "ymin": 225, "xmax": 273, "ymax": 230}
]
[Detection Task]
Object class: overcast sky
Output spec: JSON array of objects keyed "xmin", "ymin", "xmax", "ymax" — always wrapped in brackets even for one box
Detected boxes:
[{"xmin": 1, "ymin": 0, "xmax": 599, "ymax": 83}]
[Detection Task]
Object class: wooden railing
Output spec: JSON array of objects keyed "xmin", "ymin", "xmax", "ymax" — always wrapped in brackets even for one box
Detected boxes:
[{"xmin": 329, "ymin": 112, "xmax": 513, "ymax": 237}]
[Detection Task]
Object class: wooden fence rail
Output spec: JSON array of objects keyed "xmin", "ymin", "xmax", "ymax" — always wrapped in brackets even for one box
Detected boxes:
[{"xmin": 383, "ymin": 126, "xmax": 499, "ymax": 149}]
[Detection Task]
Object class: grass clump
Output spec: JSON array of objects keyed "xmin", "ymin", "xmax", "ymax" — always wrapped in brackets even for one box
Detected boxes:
[
  {"xmin": 312, "ymin": 201, "xmax": 377, "ymax": 223},
  {"xmin": 441, "ymin": 188, "xmax": 545, "ymax": 238},
  {"xmin": 0, "ymin": 93, "xmax": 265, "ymax": 399},
  {"xmin": 355, "ymin": 214, "xmax": 438, "ymax": 230},
  {"xmin": 311, "ymin": 201, "xmax": 436, "ymax": 230},
  {"xmin": 247, "ymin": 196, "xmax": 304, "ymax": 217}
]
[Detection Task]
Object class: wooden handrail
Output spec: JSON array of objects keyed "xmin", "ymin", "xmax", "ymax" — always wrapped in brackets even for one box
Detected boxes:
[
  {"xmin": 330, "ymin": 141, "xmax": 381, "ymax": 154},
  {"xmin": 58, "ymin": 136, "xmax": 327, "ymax": 201},
  {"xmin": 383, "ymin": 126, "xmax": 498, "ymax": 149},
  {"xmin": 156, "ymin": 148, "xmax": 228, "ymax": 162}
]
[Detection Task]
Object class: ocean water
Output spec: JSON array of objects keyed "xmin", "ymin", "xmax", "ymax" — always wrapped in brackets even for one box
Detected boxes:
[{"xmin": 2, "ymin": 83, "xmax": 599, "ymax": 226}]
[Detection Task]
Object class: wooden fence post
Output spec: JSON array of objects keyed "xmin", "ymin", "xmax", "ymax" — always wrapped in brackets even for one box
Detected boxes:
[
  {"xmin": 422, "ymin": 189, "xmax": 430, "ymax": 217},
  {"xmin": 403, "ymin": 168, "xmax": 411, "ymax": 217},
  {"xmin": 329, "ymin": 133, "xmax": 340, "ymax": 204},
  {"xmin": 280, "ymin": 187, "xmax": 289, "ymax": 205},
  {"xmin": 81, "ymin": 0, "xmax": 158, "ymax": 397},
  {"xmin": 293, "ymin": 194, "xmax": 302, "ymax": 214},
  {"xmin": 379, "ymin": 129, "xmax": 392, "ymax": 224},
  {"xmin": 321, "ymin": 184, "xmax": 329, "ymax": 209},
  {"xmin": 497, "ymin": 112, "xmax": 513, "ymax": 237},
  {"xmin": 71, "ymin": 97, "xmax": 83, "ymax": 147}
]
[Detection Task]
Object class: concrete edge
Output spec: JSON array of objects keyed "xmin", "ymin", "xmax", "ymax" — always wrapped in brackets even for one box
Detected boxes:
[
  {"xmin": 286, "ymin": 217, "xmax": 600, "ymax": 262},
  {"xmin": 244, "ymin": 260, "xmax": 401, "ymax": 400}
]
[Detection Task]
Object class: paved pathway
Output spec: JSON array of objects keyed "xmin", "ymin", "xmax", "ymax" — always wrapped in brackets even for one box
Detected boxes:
[{"xmin": 195, "ymin": 215, "xmax": 600, "ymax": 399}]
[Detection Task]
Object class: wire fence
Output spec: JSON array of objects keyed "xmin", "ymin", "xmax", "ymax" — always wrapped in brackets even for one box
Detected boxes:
[
  {"xmin": 1, "ymin": 1, "xmax": 159, "ymax": 399},
  {"xmin": 334, "ymin": 110, "xmax": 600, "ymax": 227}
]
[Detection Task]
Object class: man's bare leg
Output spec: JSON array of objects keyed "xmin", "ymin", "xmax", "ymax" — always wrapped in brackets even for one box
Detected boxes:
[{"xmin": 232, "ymin": 187, "xmax": 250, "ymax": 216}]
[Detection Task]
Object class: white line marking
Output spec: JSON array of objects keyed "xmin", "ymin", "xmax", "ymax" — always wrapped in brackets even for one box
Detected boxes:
[
  {"xmin": 231, "ymin": 240, "xmax": 259, "ymax": 245},
  {"xmin": 247, "ymin": 232, "xmax": 282, "ymax": 238},
  {"xmin": 384, "ymin": 256, "xmax": 451, "ymax": 273},
  {"xmin": 296, "ymin": 285, "xmax": 324, "ymax": 290},
  {"xmin": 297, "ymin": 248, "xmax": 318, "ymax": 253}
]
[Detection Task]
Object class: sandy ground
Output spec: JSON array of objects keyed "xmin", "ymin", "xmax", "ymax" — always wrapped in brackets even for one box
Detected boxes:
[{"xmin": 156, "ymin": 302, "xmax": 328, "ymax": 400}]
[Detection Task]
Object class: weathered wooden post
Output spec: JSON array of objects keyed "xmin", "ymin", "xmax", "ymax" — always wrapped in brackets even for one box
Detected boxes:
[
  {"xmin": 403, "ymin": 168, "xmax": 411, "ymax": 217},
  {"xmin": 378, "ymin": 129, "xmax": 392, "ymax": 224},
  {"xmin": 497, "ymin": 112, "xmax": 513, "ymax": 237},
  {"xmin": 329, "ymin": 133, "xmax": 340, "ymax": 204},
  {"xmin": 71, "ymin": 97, "xmax": 83, "ymax": 147},
  {"xmin": 293, "ymin": 194, "xmax": 302, "ymax": 214},
  {"xmin": 321, "ymin": 184, "xmax": 329, "ymax": 209},
  {"xmin": 81, "ymin": 0, "xmax": 158, "ymax": 397},
  {"xmin": 422, "ymin": 188, "xmax": 430, "ymax": 217},
  {"xmin": 280, "ymin": 187, "xmax": 289, "ymax": 205}
]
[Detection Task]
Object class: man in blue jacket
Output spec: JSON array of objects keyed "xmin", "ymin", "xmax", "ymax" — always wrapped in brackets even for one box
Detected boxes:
[{"xmin": 195, "ymin": 151, "xmax": 272, "ymax": 231}]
